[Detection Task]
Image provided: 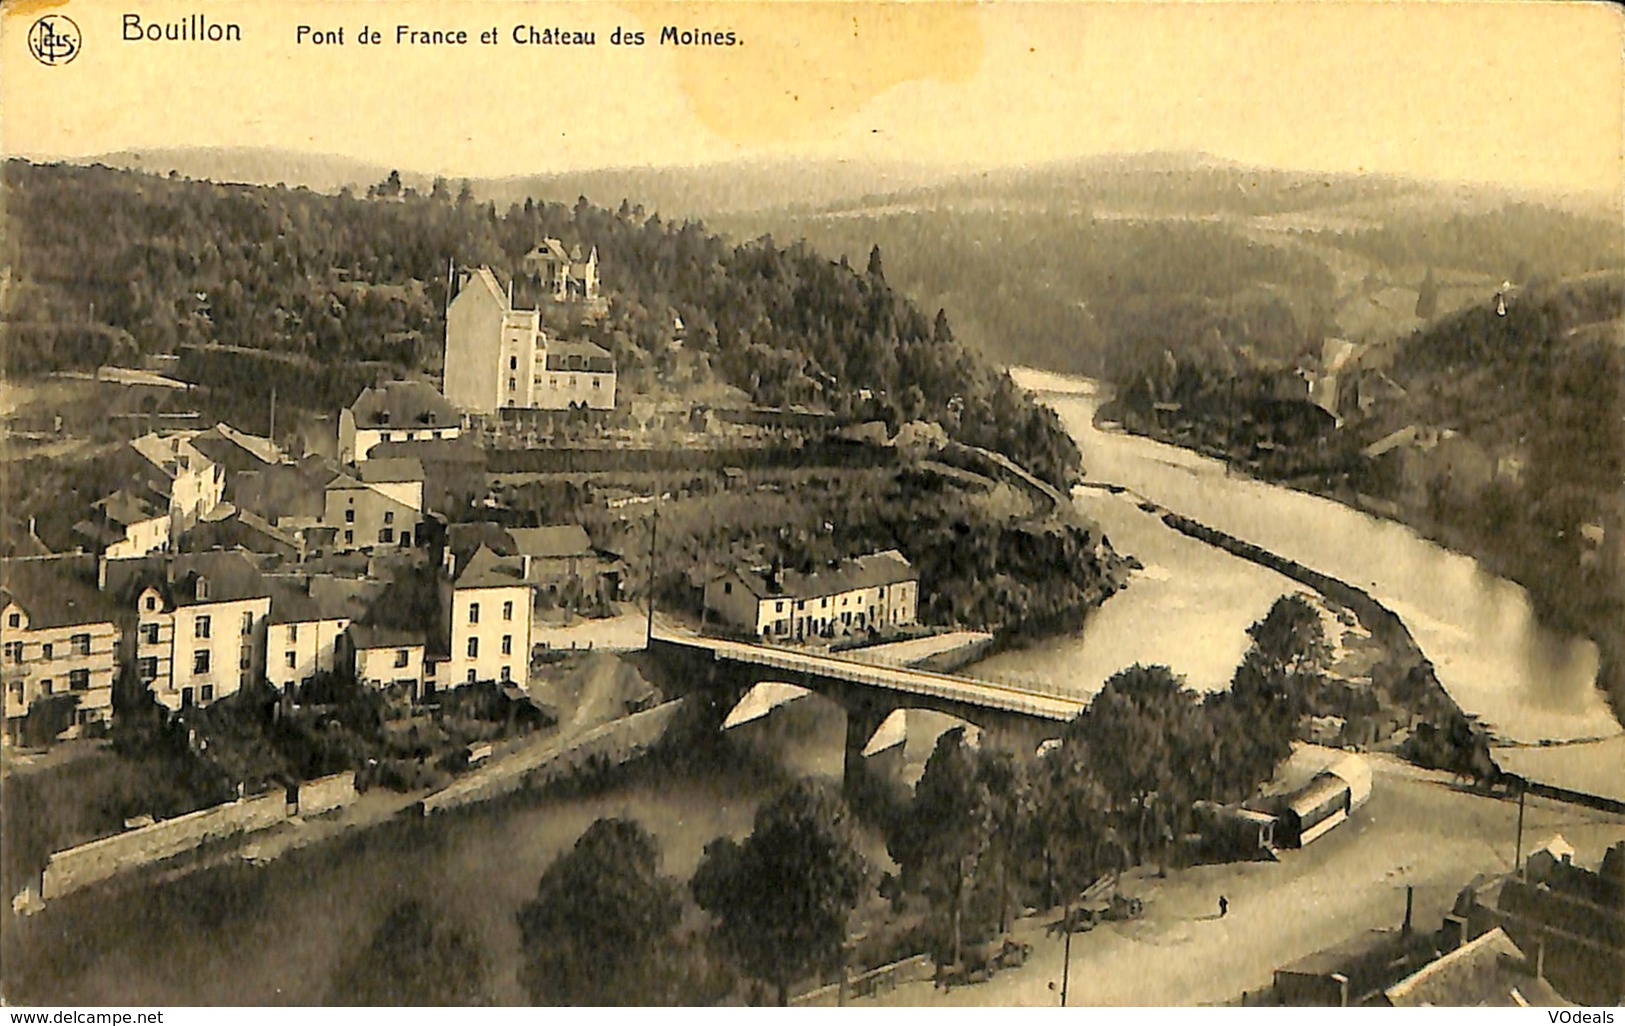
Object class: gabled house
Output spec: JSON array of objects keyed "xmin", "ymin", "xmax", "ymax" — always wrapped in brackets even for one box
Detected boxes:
[
  {"xmin": 322, "ymin": 471, "xmax": 423, "ymax": 554},
  {"xmin": 446, "ymin": 545, "xmax": 533, "ymax": 689},
  {"xmin": 338, "ymin": 381, "xmax": 462, "ymax": 464},
  {"xmin": 127, "ymin": 431, "xmax": 226, "ymax": 532},
  {"xmin": 1, "ymin": 556, "xmax": 123, "ymax": 743},
  {"xmin": 522, "ymin": 238, "xmax": 600, "ymax": 304},
  {"xmin": 74, "ymin": 489, "xmax": 171, "ymax": 560},
  {"xmin": 189, "ymin": 423, "xmax": 283, "ymax": 499},
  {"xmin": 108, "ymin": 552, "xmax": 272, "ymax": 711}
]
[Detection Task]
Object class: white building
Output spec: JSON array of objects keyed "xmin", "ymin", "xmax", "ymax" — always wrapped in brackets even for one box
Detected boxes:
[
  {"xmin": 1, "ymin": 557, "xmax": 122, "ymax": 743},
  {"xmin": 349, "ymin": 623, "xmax": 425, "ymax": 696},
  {"xmin": 703, "ymin": 550, "xmax": 920, "ymax": 641},
  {"xmin": 523, "ymin": 238, "xmax": 600, "ymax": 304},
  {"xmin": 338, "ymin": 381, "xmax": 462, "ymax": 464},
  {"xmin": 128, "ymin": 431, "xmax": 226, "ymax": 533},
  {"xmin": 442, "ymin": 266, "xmax": 616, "ymax": 414},
  {"xmin": 75, "ymin": 489, "xmax": 171, "ymax": 560},
  {"xmin": 114, "ymin": 552, "xmax": 272, "ymax": 711},
  {"xmin": 263, "ymin": 579, "xmax": 351, "ymax": 693},
  {"xmin": 446, "ymin": 545, "xmax": 533, "ymax": 688}
]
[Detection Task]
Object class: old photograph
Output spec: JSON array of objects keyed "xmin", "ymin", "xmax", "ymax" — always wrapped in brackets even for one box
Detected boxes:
[{"xmin": 1, "ymin": 0, "xmax": 1621, "ymax": 1010}]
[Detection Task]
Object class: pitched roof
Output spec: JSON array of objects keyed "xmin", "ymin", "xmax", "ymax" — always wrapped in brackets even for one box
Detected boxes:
[
  {"xmin": 347, "ymin": 381, "xmax": 458, "ymax": 430},
  {"xmin": 348, "ymin": 622, "xmax": 425, "ymax": 650},
  {"xmin": 0, "ymin": 556, "xmax": 125, "ymax": 628},
  {"xmin": 168, "ymin": 551, "xmax": 269, "ymax": 607},
  {"xmin": 306, "ymin": 575, "xmax": 388, "ymax": 621},
  {"xmin": 547, "ymin": 339, "xmax": 613, "ymax": 361},
  {"xmin": 508, "ymin": 525, "xmax": 592, "ymax": 559},
  {"xmin": 264, "ymin": 579, "xmax": 331, "ymax": 625},
  {"xmin": 358, "ymin": 457, "xmax": 425, "ymax": 484},
  {"xmin": 736, "ymin": 549, "xmax": 917, "ymax": 601},
  {"xmin": 95, "ymin": 489, "xmax": 166, "ymax": 527},
  {"xmin": 191, "ymin": 423, "xmax": 280, "ymax": 472},
  {"xmin": 1384, "ymin": 928, "xmax": 1566, "ymax": 1007},
  {"xmin": 455, "ymin": 544, "xmax": 530, "ymax": 590}
]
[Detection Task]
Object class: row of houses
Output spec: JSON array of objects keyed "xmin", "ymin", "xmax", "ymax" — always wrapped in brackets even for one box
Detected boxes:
[
  {"xmin": 1, "ymin": 515, "xmax": 623, "ymax": 744},
  {"xmin": 702, "ymin": 550, "xmax": 920, "ymax": 640}
]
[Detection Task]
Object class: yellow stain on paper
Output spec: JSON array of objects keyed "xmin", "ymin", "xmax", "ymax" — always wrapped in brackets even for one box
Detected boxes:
[{"xmin": 623, "ymin": 1, "xmax": 984, "ymax": 145}]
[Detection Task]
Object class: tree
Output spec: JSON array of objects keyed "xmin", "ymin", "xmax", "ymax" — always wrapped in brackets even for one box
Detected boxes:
[
  {"xmin": 886, "ymin": 727, "xmax": 996, "ymax": 966},
  {"xmin": 692, "ymin": 782, "xmax": 868, "ymax": 1005},
  {"xmin": 1245, "ymin": 594, "xmax": 1331, "ymax": 679},
  {"xmin": 1415, "ymin": 266, "xmax": 1439, "ymax": 320},
  {"xmin": 328, "ymin": 900, "xmax": 490, "ymax": 1005},
  {"xmin": 933, "ymin": 307, "xmax": 954, "ymax": 344},
  {"xmin": 21, "ymin": 693, "xmax": 80, "ymax": 747},
  {"xmin": 1070, "ymin": 665, "xmax": 1204, "ymax": 865},
  {"xmin": 516, "ymin": 818, "xmax": 686, "ymax": 1005},
  {"xmin": 866, "ymin": 244, "xmax": 885, "ymax": 280}
]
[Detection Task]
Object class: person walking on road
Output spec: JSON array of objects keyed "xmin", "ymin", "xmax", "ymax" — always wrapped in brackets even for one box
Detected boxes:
[{"xmin": 1219, "ymin": 895, "xmax": 1229, "ymax": 918}]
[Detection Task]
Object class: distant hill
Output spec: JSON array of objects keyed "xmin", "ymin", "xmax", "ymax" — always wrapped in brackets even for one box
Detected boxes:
[
  {"xmin": 80, "ymin": 147, "xmax": 415, "ymax": 195},
  {"xmin": 712, "ymin": 154, "xmax": 1624, "ymax": 377}
]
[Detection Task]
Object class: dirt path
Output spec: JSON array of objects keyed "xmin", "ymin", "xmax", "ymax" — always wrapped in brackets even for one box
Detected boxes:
[{"xmin": 866, "ymin": 759, "xmax": 1625, "ymax": 1006}]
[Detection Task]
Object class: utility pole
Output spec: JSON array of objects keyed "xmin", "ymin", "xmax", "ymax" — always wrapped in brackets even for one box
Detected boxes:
[
  {"xmin": 1514, "ymin": 778, "xmax": 1527, "ymax": 877},
  {"xmin": 645, "ymin": 484, "xmax": 660, "ymax": 646},
  {"xmin": 1060, "ymin": 897, "xmax": 1073, "ymax": 1007},
  {"xmin": 268, "ymin": 385, "xmax": 276, "ymax": 446}
]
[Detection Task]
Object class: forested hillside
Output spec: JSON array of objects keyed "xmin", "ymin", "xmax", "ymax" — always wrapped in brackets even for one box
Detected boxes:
[
  {"xmin": 715, "ymin": 154, "xmax": 1623, "ymax": 381},
  {"xmin": 0, "ymin": 160, "xmax": 1081, "ymax": 488}
]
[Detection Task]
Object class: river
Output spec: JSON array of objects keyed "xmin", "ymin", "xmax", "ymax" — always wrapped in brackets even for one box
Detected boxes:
[{"xmin": 979, "ymin": 368, "xmax": 1623, "ymax": 796}]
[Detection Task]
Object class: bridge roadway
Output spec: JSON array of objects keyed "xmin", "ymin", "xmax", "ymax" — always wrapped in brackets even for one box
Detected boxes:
[{"xmin": 650, "ymin": 626, "xmax": 1085, "ymax": 722}]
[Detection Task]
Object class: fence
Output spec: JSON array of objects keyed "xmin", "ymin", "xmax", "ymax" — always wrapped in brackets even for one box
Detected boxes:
[
  {"xmin": 790, "ymin": 954, "xmax": 934, "ymax": 1006},
  {"xmin": 420, "ymin": 699, "xmax": 686, "ymax": 815},
  {"xmin": 39, "ymin": 771, "xmax": 358, "ymax": 901}
]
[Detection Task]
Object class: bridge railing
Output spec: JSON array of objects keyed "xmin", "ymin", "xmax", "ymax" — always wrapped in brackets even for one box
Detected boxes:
[
  {"xmin": 691, "ymin": 636, "xmax": 1083, "ymax": 720},
  {"xmin": 836, "ymin": 648, "xmax": 1079, "ymax": 701}
]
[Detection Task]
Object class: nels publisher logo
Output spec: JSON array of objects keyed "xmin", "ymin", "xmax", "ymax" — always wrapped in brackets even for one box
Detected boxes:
[{"xmin": 28, "ymin": 14, "xmax": 81, "ymax": 65}]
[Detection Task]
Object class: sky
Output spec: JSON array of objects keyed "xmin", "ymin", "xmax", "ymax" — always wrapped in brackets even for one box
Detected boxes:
[{"xmin": 2, "ymin": 0, "xmax": 1621, "ymax": 197}]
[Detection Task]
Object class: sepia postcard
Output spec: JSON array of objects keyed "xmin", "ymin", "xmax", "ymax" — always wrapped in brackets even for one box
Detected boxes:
[{"xmin": 1, "ymin": 0, "xmax": 1622, "ymax": 1012}]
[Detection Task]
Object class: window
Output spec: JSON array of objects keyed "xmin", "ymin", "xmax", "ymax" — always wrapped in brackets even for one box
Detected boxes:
[
  {"xmin": 551, "ymin": 377, "xmax": 559, "ymax": 389},
  {"xmin": 240, "ymin": 650, "xmax": 251, "ymax": 670},
  {"xmin": 72, "ymin": 633, "xmax": 90, "ymax": 656},
  {"xmin": 467, "ymin": 637, "xmax": 479, "ymax": 658},
  {"xmin": 501, "ymin": 635, "xmax": 512, "ymax": 656},
  {"xmin": 69, "ymin": 669, "xmax": 90, "ymax": 691},
  {"xmin": 466, "ymin": 669, "xmax": 477, "ymax": 683},
  {"xmin": 502, "ymin": 601, "xmax": 513, "ymax": 621},
  {"xmin": 344, "ymin": 508, "xmax": 356, "ymax": 524},
  {"xmin": 42, "ymin": 643, "xmax": 53, "ymax": 660},
  {"xmin": 379, "ymin": 528, "xmax": 394, "ymax": 544},
  {"xmin": 383, "ymin": 510, "xmax": 395, "ymax": 525},
  {"xmin": 193, "ymin": 650, "xmax": 210, "ymax": 675},
  {"xmin": 775, "ymin": 600, "xmax": 783, "ymax": 613},
  {"xmin": 468, "ymin": 603, "xmax": 480, "ymax": 624},
  {"xmin": 509, "ymin": 378, "xmax": 517, "ymax": 392},
  {"xmin": 242, "ymin": 612, "xmax": 254, "ymax": 635},
  {"xmin": 9, "ymin": 681, "xmax": 23, "ymax": 702},
  {"xmin": 4, "ymin": 641, "xmax": 22, "ymax": 663},
  {"xmin": 195, "ymin": 615, "xmax": 211, "ymax": 639},
  {"xmin": 40, "ymin": 679, "xmax": 53, "ymax": 696},
  {"xmin": 200, "ymin": 684, "xmax": 214, "ymax": 703},
  {"xmin": 724, "ymin": 582, "xmax": 733, "ymax": 595},
  {"xmin": 137, "ymin": 622, "xmax": 156, "ymax": 645},
  {"xmin": 6, "ymin": 612, "xmax": 18, "ymax": 628},
  {"xmin": 432, "ymin": 430, "xmax": 443, "ymax": 439},
  {"xmin": 344, "ymin": 530, "xmax": 354, "ymax": 545},
  {"xmin": 285, "ymin": 652, "xmax": 296, "ymax": 668},
  {"xmin": 569, "ymin": 376, "xmax": 577, "ymax": 387},
  {"xmin": 501, "ymin": 665, "xmax": 511, "ymax": 682},
  {"xmin": 145, "ymin": 596, "xmax": 157, "ymax": 612},
  {"xmin": 593, "ymin": 378, "xmax": 601, "ymax": 390},
  {"xmin": 138, "ymin": 657, "xmax": 158, "ymax": 680},
  {"xmin": 288, "ymin": 624, "xmax": 298, "ymax": 643},
  {"xmin": 509, "ymin": 356, "xmax": 518, "ymax": 370},
  {"xmin": 394, "ymin": 648, "xmax": 410, "ymax": 669}
]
